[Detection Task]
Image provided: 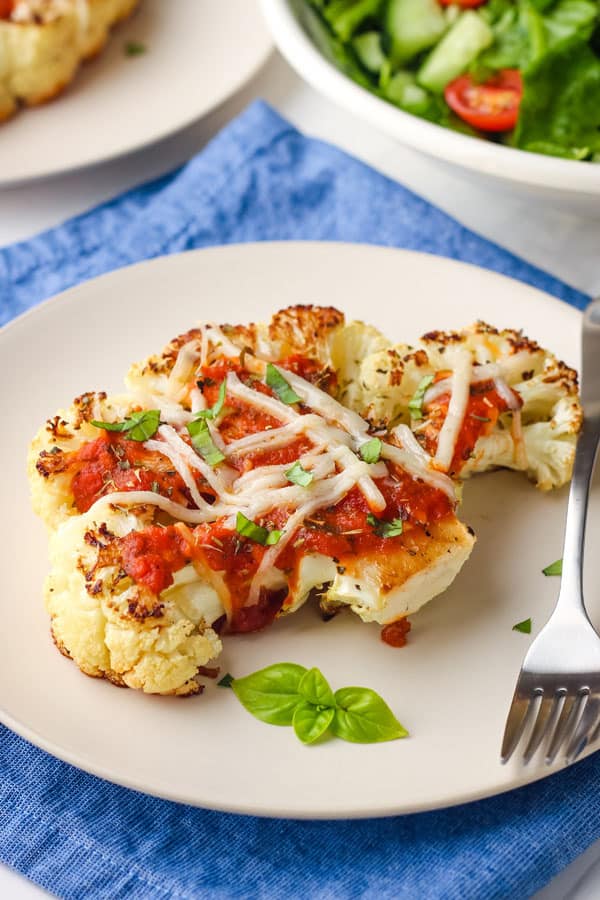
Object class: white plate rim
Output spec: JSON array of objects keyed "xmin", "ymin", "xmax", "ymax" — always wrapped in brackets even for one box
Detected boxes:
[
  {"xmin": 260, "ymin": 0, "xmax": 600, "ymax": 195},
  {"xmin": 0, "ymin": 242, "xmax": 592, "ymax": 819}
]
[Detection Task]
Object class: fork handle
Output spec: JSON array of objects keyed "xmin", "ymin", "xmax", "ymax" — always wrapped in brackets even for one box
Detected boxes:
[{"xmin": 558, "ymin": 413, "xmax": 600, "ymax": 611}]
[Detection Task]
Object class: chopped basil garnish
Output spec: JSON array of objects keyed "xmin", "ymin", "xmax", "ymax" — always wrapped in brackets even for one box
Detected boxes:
[
  {"xmin": 367, "ymin": 513, "xmax": 403, "ymax": 538},
  {"xmin": 408, "ymin": 375, "xmax": 435, "ymax": 420},
  {"xmin": 187, "ymin": 418, "xmax": 225, "ymax": 466},
  {"xmin": 513, "ymin": 618, "xmax": 532, "ymax": 634},
  {"xmin": 470, "ymin": 414, "xmax": 492, "ymax": 423},
  {"xmin": 91, "ymin": 409, "xmax": 160, "ymax": 442},
  {"xmin": 218, "ymin": 673, "xmax": 234, "ymax": 688},
  {"xmin": 236, "ymin": 512, "xmax": 281, "ymax": 546},
  {"xmin": 285, "ymin": 461, "xmax": 314, "ymax": 487},
  {"xmin": 195, "ymin": 380, "xmax": 226, "ymax": 421},
  {"xmin": 266, "ymin": 363, "xmax": 302, "ymax": 405},
  {"xmin": 230, "ymin": 663, "xmax": 407, "ymax": 745},
  {"xmin": 124, "ymin": 40, "xmax": 146, "ymax": 56},
  {"xmin": 359, "ymin": 437, "xmax": 382, "ymax": 464},
  {"xmin": 542, "ymin": 558, "xmax": 562, "ymax": 576}
]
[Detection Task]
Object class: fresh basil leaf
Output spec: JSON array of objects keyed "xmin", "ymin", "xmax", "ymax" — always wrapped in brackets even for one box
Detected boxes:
[
  {"xmin": 91, "ymin": 409, "xmax": 160, "ymax": 442},
  {"xmin": 408, "ymin": 375, "xmax": 435, "ymax": 420},
  {"xmin": 187, "ymin": 418, "xmax": 225, "ymax": 466},
  {"xmin": 90, "ymin": 419, "xmax": 129, "ymax": 433},
  {"xmin": 231, "ymin": 663, "xmax": 307, "ymax": 725},
  {"xmin": 285, "ymin": 461, "xmax": 314, "ymax": 487},
  {"xmin": 359, "ymin": 437, "xmax": 382, "ymax": 464},
  {"xmin": 218, "ymin": 673, "xmax": 234, "ymax": 688},
  {"xmin": 331, "ymin": 687, "xmax": 408, "ymax": 743},
  {"xmin": 299, "ymin": 667, "xmax": 336, "ymax": 708},
  {"xmin": 293, "ymin": 702, "xmax": 335, "ymax": 744},
  {"xmin": 124, "ymin": 40, "xmax": 146, "ymax": 56},
  {"xmin": 235, "ymin": 512, "xmax": 281, "ymax": 546},
  {"xmin": 542, "ymin": 558, "xmax": 562, "ymax": 576},
  {"xmin": 266, "ymin": 363, "xmax": 302, "ymax": 405},
  {"xmin": 123, "ymin": 41, "xmax": 146, "ymax": 56},
  {"xmin": 195, "ymin": 380, "xmax": 227, "ymax": 420},
  {"xmin": 367, "ymin": 513, "xmax": 403, "ymax": 538},
  {"xmin": 513, "ymin": 618, "xmax": 532, "ymax": 634}
]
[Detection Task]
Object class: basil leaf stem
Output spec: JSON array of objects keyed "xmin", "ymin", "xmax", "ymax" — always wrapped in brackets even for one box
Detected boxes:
[{"xmin": 266, "ymin": 364, "xmax": 302, "ymax": 405}]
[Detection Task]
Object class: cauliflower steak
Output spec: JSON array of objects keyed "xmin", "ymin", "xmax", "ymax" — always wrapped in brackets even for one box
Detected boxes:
[{"xmin": 29, "ymin": 305, "xmax": 581, "ymax": 696}]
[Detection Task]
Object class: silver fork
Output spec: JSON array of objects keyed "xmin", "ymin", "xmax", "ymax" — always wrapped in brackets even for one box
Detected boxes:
[{"xmin": 501, "ymin": 297, "xmax": 600, "ymax": 766}]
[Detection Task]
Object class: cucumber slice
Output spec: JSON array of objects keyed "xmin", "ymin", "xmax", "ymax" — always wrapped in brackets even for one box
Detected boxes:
[
  {"xmin": 417, "ymin": 10, "xmax": 493, "ymax": 93},
  {"xmin": 384, "ymin": 71, "xmax": 432, "ymax": 115},
  {"xmin": 385, "ymin": 0, "xmax": 448, "ymax": 66},
  {"xmin": 352, "ymin": 31, "xmax": 385, "ymax": 73},
  {"xmin": 324, "ymin": 0, "xmax": 383, "ymax": 42}
]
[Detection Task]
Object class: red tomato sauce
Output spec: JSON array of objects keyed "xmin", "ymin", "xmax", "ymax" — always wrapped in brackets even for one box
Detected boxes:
[
  {"xmin": 421, "ymin": 380, "xmax": 520, "ymax": 476},
  {"xmin": 67, "ymin": 433, "xmax": 200, "ymax": 513},
  {"xmin": 381, "ymin": 618, "xmax": 411, "ymax": 648},
  {"xmin": 0, "ymin": 1, "xmax": 14, "ymax": 19},
  {"xmin": 191, "ymin": 469, "xmax": 453, "ymax": 632},
  {"xmin": 62, "ymin": 353, "xmax": 457, "ymax": 633},
  {"xmin": 120, "ymin": 525, "xmax": 191, "ymax": 596}
]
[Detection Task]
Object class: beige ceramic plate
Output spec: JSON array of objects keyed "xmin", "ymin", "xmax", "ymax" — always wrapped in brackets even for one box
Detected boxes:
[
  {"xmin": 0, "ymin": 0, "xmax": 271, "ymax": 186},
  {"xmin": 1, "ymin": 243, "xmax": 595, "ymax": 818}
]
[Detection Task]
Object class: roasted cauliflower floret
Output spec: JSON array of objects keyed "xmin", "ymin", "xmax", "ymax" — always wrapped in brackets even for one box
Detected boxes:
[
  {"xmin": 0, "ymin": 0, "xmax": 140, "ymax": 124},
  {"xmin": 329, "ymin": 320, "xmax": 390, "ymax": 415},
  {"xmin": 46, "ymin": 504, "xmax": 222, "ymax": 695},
  {"xmin": 126, "ymin": 305, "xmax": 347, "ymax": 407},
  {"xmin": 28, "ymin": 391, "xmax": 150, "ymax": 530},
  {"xmin": 351, "ymin": 321, "xmax": 582, "ymax": 491}
]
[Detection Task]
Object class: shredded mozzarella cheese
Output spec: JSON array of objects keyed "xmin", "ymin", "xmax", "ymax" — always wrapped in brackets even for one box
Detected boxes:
[
  {"xmin": 101, "ymin": 322, "xmax": 468, "ymax": 606},
  {"xmin": 434, "ymin": 351, "xmax": 473, "ymax": 471}
]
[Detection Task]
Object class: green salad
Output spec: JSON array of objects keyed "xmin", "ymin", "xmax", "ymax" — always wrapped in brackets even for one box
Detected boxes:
[{"xmin": 301, "ymin": 0, "xmax": 600, "ymax": 161}]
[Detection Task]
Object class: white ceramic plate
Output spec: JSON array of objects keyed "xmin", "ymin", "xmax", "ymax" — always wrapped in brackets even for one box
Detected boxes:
[
  {"xmin": 261, "ymin": 0, "xmax": 600, "ymax": 206},
  {"xmin": 0, "ymin": 0, "xmax": 271, "ymax": 186},
  {"xmin": 1, "ymin": 243, "xmax": 595, "ymax": 819}
]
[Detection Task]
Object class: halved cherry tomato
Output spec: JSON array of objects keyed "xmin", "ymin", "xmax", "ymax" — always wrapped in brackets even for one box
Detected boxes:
[
  {"xmin": 438, "ymin": 0, "xmax": 487, "ymax": 7},
  {"xmin": 0, "ymin": 0, "xmax": 14, "ymax": 18},
  {"xmin": 444, "ymin": 69, "xmax": 523, "ymax": 132}
]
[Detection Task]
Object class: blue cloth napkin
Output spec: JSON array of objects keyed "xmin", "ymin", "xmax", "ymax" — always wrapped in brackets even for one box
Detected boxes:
[{"xmin": 0, "ymin": 101, "xmax": 593, "ymax": 900}]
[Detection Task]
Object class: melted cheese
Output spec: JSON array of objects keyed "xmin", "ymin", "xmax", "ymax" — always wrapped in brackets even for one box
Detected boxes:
[
  {"xmin": 96, "ymin": 324, "xmax": 464, "ymax": 607},
  {"xmin": 434, "ymin": 351, "xmax": 473, "ymax": 472}
]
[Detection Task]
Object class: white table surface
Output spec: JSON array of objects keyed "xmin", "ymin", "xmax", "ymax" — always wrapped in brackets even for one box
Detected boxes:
[{"xmin": 2, "ymin": 25, "xmax": 600, "ymax": 900}]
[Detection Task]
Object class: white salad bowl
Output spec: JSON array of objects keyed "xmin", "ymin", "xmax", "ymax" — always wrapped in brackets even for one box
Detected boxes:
[{"xmin": 261, "ymin": 0, "xmax": 600, "ymax": 217}]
